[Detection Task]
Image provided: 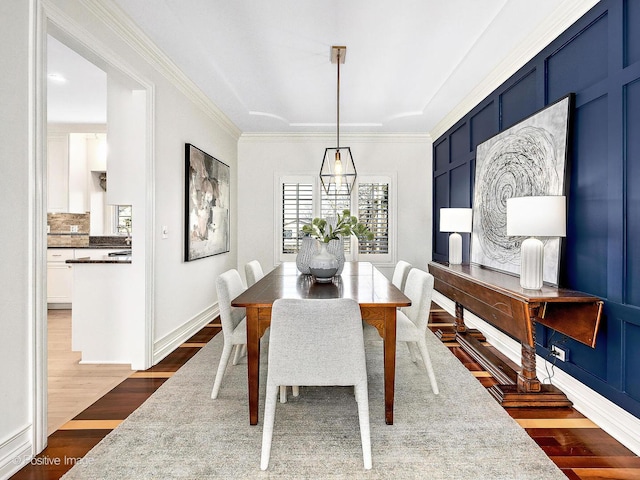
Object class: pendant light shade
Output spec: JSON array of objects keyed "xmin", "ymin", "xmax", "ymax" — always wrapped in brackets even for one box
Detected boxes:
[{"xmin": 320, "ymin": 46, "xmax": 357, "ymax": 195}]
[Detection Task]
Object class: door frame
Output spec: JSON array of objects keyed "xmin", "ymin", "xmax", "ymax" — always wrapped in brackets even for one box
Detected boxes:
[{"xmin": 33, "ymin": 1, "xmax": 155, "ymax": 452}]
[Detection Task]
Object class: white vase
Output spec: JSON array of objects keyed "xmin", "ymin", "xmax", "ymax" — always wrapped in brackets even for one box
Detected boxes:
[
  {"xmin": 296, "ymin": 236, "xmax": 318, "ymax": 274},
  {"xmin": 309, "ymin": 242, "xmax": 339, "ymax": 283},
  {"xmin": 327, "ymin": 238, "xmax": 345, "ymax": 275}
]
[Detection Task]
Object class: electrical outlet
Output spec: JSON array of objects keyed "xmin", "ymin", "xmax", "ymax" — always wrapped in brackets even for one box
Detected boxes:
[
  {"xmin": 551, "ymin": 344, "xmax": 568, "ymax": 362},
  {"xmin": 70, "ymin": 225, "xmax": 79, "ymax": 233}
]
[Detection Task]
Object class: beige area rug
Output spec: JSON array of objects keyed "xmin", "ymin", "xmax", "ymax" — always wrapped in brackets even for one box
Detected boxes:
[{"xmin": 62, "ymin": 325, "xmax": 566, "ymax": 479}]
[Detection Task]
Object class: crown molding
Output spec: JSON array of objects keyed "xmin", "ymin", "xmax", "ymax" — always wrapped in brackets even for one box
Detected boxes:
[
  {"xmin": 429, "ymin": 0, "xmax": 599, "ymax": 141},
  {"xmin": 239, "ymin": 132, "xmax": 431, "ymax": 144},
  {"xmin": 77, "ymin": 0, "xmax": 241, "ymax": 140}
]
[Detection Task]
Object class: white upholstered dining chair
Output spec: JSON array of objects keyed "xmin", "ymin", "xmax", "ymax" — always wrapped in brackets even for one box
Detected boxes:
[
  {"xmin": 213, "ymin": 265, "xmax": 296, "ymax": 402},
  {"xmin": 244, "ymin": 260, "xmax": 264, "ymax": 288},
  {"xmin": 211, "ymin": 269, "xmax": 248, "ymax": 399},
  {"xmin": 396, "ymin": 268, "xmax": 440, "ymax": 394},
  {"xmin": 260, "ymin": 298, "xmax": 372, "ymax": 470},
  {"xmin": 391, "ymin": 260, "xmax": 412, "ymax": 292},
  {"xmin": 243, "ymin": 260, "xmax": 298, "ymax": 402}
]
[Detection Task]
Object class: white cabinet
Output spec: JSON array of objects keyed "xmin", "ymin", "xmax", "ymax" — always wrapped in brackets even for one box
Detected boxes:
[
  {"xmin": 47, "ymin": 249, "xmax": 74, "ymax": 306},
  {"xmin": 47, "ymin": 131, "xmax": 107, "ymax": 215},
  {"xmin": 87, "ymin": 133, "xmax": 107, "ymax": 171},
  {"xmin": 68, "ymin": 133, "xmax": 89, "ymax": 213},
  {"xmin": 47, "ymin": 133, "xmax": 69, "ymax": 213}
]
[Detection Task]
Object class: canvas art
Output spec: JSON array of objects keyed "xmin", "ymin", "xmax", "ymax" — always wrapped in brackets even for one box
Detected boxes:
[
  {"xmin": 185, "ymin": 144, "xmax": 230, "ymax": 261},
  {"xmin": 471, "ymin": 95, "xmax": 572, "ymax": 285}
]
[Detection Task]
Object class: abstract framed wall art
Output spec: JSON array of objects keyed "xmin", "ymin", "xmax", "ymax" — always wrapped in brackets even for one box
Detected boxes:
[
  {"xmin": 184, "ymin": 143, "xmax": 230, "ymax": 261},
  {"xmin": 470, "ymin": 94, "xmax": 573, "ymax": 285}
]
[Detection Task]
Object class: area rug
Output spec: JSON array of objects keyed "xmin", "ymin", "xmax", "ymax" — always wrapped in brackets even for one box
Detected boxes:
[{"xmin": 62, "ymin": 325, "xmax": 566, "ymax": 479}]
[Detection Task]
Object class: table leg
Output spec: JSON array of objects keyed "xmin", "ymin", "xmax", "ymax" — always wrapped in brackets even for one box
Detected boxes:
[
  {"xmin": 517, "ymin": 314, "xmax": 541, "ymax": 392},
  {"xmin": 454, "ymin": 301, "xmax": 467, "ymax": 333},
  {"xmin": 246, "ymin": 306, "xmax": 260, "ymax": 425},
  {"xmin": 383, "ymin": 306, "xmax": 397, "ymax": 425}
]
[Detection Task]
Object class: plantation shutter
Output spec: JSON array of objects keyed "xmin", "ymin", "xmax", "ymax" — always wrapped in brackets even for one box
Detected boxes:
[
  {"xmin": 282, "ymin": 182, "xmax": 313, "ymax": 254},
  {"xmin": 357, "ymin": 182, "xmax": 389, "ymax": 254},
  {"xmin": 321, "ymin": 184, "xmax": 352, "ymax": 254}
]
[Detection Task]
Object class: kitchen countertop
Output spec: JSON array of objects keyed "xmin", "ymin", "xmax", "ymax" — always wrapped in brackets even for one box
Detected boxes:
[
  {"xmin": 66, "ymin": 254, "xmax": 132, "ymax": 264},
  {"xmin": 50, "ymin": 245, "xmax": 131, "ymax": 249},
  {"xmin": 48, "ymin": 235, "xmax": 131, "ymax": 249}
]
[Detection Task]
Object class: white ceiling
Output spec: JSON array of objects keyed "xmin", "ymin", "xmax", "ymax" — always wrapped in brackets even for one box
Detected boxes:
[
  {"xmin": 47, "ymin": 35, "xmax": 107, "ymax": 124},
  {"xmin": 48, "ymin": 0, "xmax": 589, "ymax": 134}
]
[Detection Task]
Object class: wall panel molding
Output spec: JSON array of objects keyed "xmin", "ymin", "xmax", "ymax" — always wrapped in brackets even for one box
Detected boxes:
[
  {"xmin": 432, "ymin": 0, "xmax": 640, "ymax": 419},
  {"xmin": 430, "ymin": 0, "xmax": 599, "ymax": 140}
]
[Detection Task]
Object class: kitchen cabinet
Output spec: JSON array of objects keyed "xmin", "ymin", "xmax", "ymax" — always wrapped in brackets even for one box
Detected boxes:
[
  {"xmin": 47, "ymin": 130, "xmax": 107, "ymax": 215},
  {"xmin": 47, "ymin": 247, "xmax": 124, "ymax": 307},
  {"xmin": 47, "ymin": 133, "xmax": 69, "ymax": 213},
  {"xmin": 47, "ymin": 249, "xmax": 74, "ymax": 306}
]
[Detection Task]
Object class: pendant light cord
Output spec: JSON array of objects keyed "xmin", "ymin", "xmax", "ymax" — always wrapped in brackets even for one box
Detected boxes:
[{"xmin": 336, "ymin": 48, "xmax": 340, "ymax": 150}]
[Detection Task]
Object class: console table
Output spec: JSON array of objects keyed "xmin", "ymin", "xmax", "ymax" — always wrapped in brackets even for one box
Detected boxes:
[{"xmin": 428, "ymin": 261, "xmax": 603, "ymax": 407}]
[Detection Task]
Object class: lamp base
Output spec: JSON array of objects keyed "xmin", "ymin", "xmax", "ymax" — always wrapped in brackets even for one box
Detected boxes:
[
  {"xmin": 448, "ymin": 232, "xmax": 462, "ymax": 265},
  {"xmin": 520, "ymin": 237, "xmax": 544, "ymax": 289}
]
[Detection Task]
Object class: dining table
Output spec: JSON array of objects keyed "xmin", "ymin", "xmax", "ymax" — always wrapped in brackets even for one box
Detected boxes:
[{"xmin": 231, "ymin": 261, "xmax": 411, "ymax": 426}]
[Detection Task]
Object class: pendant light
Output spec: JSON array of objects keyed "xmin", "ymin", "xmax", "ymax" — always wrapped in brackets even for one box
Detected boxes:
[{"xmin": 320, "ymin": 46, "xmax": 357, "ymax": 195}]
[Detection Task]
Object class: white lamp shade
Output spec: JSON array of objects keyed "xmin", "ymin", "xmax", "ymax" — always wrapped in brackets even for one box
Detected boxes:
[
  {"xmin": 440, "ymin": 208, "xmax": 473, "ymax": 233},
  {"xmin": 506, "ymin": 196, "xmax": 566, "ymax": 237}
]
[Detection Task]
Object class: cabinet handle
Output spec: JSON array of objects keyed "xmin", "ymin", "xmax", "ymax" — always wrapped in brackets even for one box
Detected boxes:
[{"xmin": 52, "ymin": 254, "xmax": 62, "ymax": 257}]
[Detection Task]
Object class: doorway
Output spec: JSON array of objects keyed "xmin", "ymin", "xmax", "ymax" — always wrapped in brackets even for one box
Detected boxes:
[
  {"xmin": 39, "ymin": 18, "xmax": 154, "ymax": 447},
  {"xmin": 46, "ymin": 34, "xmax": 130, "ymax": 435}
]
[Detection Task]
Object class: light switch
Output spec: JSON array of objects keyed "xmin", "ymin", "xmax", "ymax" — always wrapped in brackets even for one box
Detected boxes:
[{"xmin": 162, "ymin": 226, "xmax": 169, "ymax": 239}]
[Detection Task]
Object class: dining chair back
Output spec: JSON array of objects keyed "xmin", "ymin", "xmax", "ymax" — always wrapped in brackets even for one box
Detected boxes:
[
  {"xmin": 211, "ymin": 269, "xmax": 248, "ymax": 399},
  {"xmin": 391, "ymin": 260, "xmax": 412, "ymax": 292},
  {"xmin": 396, "ymin": 268, "xmax": 440, "ymax": 394},
  {"xmin": 260, "ymin": 298, "xmax": 372, "ymax": 470},
  {"xmin": 245, "ymin": 260, "xmax": 264, "ymax": 287}
]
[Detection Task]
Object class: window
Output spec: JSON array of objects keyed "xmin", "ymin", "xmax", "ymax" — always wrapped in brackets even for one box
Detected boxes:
[
  {"xmin": 357, "ymin": 182, "xmax": 389, "ymax": 254},
  {"xmin": 278, "ymin": 175, "xmax": 394, "ymax": 264},
  {"xmin": 115, "ymin": 205, "xmax": 132, "ymax": 234},
  {"xmin": 281, "ymin": 182, "xmax": 313, "ymax": 254},
  {"xmin": 321, "ymin": 184, "xmax": 352, "ymax": 254}
]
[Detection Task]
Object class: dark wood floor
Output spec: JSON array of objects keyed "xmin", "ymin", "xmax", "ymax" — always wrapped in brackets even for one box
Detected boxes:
[{"xmin": 12, "ymin": 308, "xmax": 640, "ymax": 479}]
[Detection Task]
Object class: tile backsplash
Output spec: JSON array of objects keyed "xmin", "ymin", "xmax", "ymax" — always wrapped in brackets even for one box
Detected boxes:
[
  {"xmin": 47, "ymin": 213, "xmax": 90, "ymax": 247},
  {"xmin": 48, "ymin": 213, "xmax": 90, "ymax": 233}
]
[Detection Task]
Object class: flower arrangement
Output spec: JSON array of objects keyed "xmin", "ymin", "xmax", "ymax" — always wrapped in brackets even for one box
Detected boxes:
[{"xmin": 302, "ymin": 209, "xmax": 374, "ymax": 243}]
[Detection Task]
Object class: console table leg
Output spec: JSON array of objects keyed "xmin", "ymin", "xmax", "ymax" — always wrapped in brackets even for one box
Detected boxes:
[
  {"xmin": 518, "ymin": 342, "xmax": 542, "ymax": 392},
  {"xmin": 455, "ymin": 302, "xmax": 466, "ymax": 333}
]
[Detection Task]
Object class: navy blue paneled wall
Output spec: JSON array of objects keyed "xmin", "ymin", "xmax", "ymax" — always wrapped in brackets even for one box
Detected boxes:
[{"xmin": 432, "ymin": 0, "xmax": 640, "ymax": 417}]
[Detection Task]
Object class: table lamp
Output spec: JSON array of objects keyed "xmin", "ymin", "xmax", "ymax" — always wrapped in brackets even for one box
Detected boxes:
[
  {"xmin": 506, "ymin": 196, "xmax": 566, "ymax": 290},
  {"xmin": 439, "ymin": 208, "xmax": 473, "ymax": 265}
]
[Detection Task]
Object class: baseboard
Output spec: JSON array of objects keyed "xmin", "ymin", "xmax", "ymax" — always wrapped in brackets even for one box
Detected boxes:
[
  {"xmin": 47, "ymin": 303, "xmax": 71, "ymax": 310},
  {"xmin": 0, "ymin": 425, "xmax": 32, "ymax": 480},
  {"xmin": 433, "ymin": 291, "xmax": 640, "ymax": 456},
  {"xmin": 152, "ymin": 304, "xmax": 219, "ymax": 366}
]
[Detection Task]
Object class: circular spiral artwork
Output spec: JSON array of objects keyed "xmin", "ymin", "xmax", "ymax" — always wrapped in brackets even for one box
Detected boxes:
[{"xmin": 474, "ymin": 126, "xmax": 560, "ymax": 264}]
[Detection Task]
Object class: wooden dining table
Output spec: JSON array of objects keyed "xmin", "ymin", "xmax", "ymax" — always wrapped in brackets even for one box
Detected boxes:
[{"xmin": 231, "ymin": 261, "xmax": 411, "ymax": 426}]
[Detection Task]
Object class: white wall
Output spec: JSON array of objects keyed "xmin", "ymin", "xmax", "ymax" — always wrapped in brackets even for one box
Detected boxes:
[
  {"xmin": 237, "ymin": 134, "xmax": 432, "ymax": 280},
  {"xmin": 43, "ymin": 0, "xmax": 241, "ymax": 355},
  {"xmin": 152, "ymin": 77, "xmax": 239, "ymax": 344},
  {"xmin": 0, "ymin": 0, "xmax": 39, "ymax": 477},
  {"xmin": 1, "ymin": 0, "xmax": 241, "ymax": 474}
]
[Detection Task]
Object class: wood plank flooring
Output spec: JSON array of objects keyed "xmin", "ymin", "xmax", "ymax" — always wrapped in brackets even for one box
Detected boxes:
[
  {"xmin": 12, "ymin": 308, "xmax": 640, "ymax": 479},
  {"xmin": 47, "ymin": 309, "xmax": 132, "ymax": 435}
]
